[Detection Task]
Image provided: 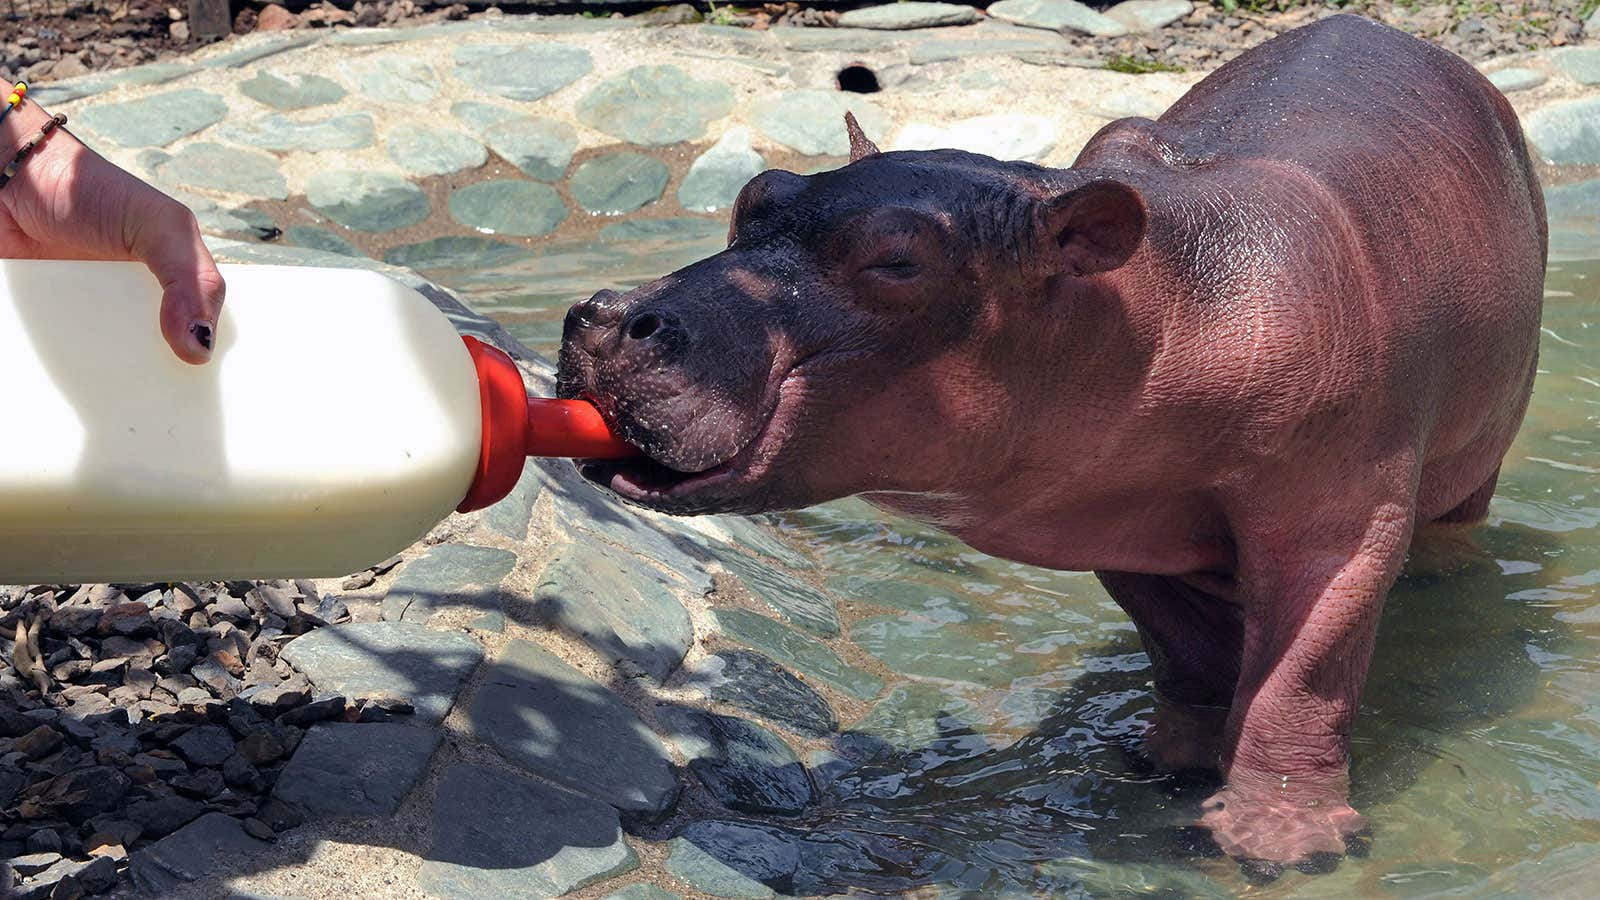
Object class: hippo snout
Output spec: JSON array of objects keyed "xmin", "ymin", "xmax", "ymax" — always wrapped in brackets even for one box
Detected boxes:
[{"xmin": 562, "ymin": 289, "xmax": 689, "ymax": 361}]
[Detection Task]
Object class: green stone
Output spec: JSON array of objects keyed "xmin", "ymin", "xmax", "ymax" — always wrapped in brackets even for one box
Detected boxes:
[
  {"xmin": 664, "ymin": 837, "xmax": 775, "ymax": 899},
  {"xmin": 1526, "ymin": 96, "xmax": 1600, "ymax": 166},
  {"xmin": 452, "ymin": 43, "xmax": 593, "ymax": 101},
  {"xmin": 534, "ymin": 541, "xmax": 693, "ymax": 681},
  {"xmin": 451, "ymin": 101, "xmax": 518, "ymax": 134},
  {"xmin": 238, "ymin": 71, "xmax": 347, "ymax": 110},
  {"xmin": 712, "ymin": 609, "xmax": 882, "ymax": 700},
  {"xmin": 686, "ymin": 649, "xmax": 838, "ymax": 738},
  {"xmin": 278, "ymin": 622, "xmax": 483, "ymax": 724},
  {"xmin": 836, "ymin": 2, "xmax": 977, "ymax": 29},
  {"xmin": 598, "ymin": 217, "xmax": 728, "ymax": 243},
  {"xmin": 306, "ymin": 171, "xmax": 430, "ymax": 233},
  {"xmin": 1553, "ymin": 47, "xmax": 1600, "ymax": 86},
  {"xmin": 666, "ymin": 821, "xmax": 800, "ymax": 899},
  {"xmin": 272, "ymin": 723, "xmax": 441, "ymax": 817},
  {"xmin": 466, "ymin": 640, "xmax": 678, "ymax": 815},
  {"xmin": 1486, "ymin": 68, "xmax": 1547, "ymax": 93},
  {"xmin": 481, "ymin": 458, "xmax": 543, "ymax": 539},
  {"xmin": 77, "ymin": 89, "xmax": 228, "ymax": 148},
  {"xmin": 842, "ymin": 682, "xmax": 983, "ymax": 754},
  {"xmin": 154, "ymin": 143, "xmax": 287, "ymax": 199},
  {"xmin": 987, "ymin": 0, "xmax": 1128, "ymax": 36},
  {"xmin": 570, "ymin": 152, "xmax": 671, "ymax": 215},
  {"xmin": 384, "ymin": 237, "xmax": 528, "ymax": 272},
  {"xmin": 482, "ymin": 116, "xmax": 579, "ymax": 181},
  {"xmin": 342, "ymin": 55, "xmax": 439, "ymax": 104},
  {"xmin": 750, "ymin": 91, "xmax": 892, "ymax": 156},
  {"xmin": 719, "ymin": 552, "xmax": 839, "ymax": 637},
  {"xmin": 448, "ymin": 180, "xmax": 568, "ymax": 237},
  {"xmin": 416, "ymin": 764, "xmax": 639, "ymax": 899},
  {"xmin": 381, "ymin": 544, "xmax": 518, "ymax": 626},
  {"xmin": 656, "ymin": 708, "xmax": 814, "ymax": 815},
  {"xmin": 849, "ymin": 613, "xmax": 1035, "ymax": 687},
  {"xmin": 678, "ymin": 127, "xmax": 765, "ymax": 214},
  {"xmin": 284, "ymin": 225, "xmax": 363, "ymax": 258},
  {"xmin": 218, "ymin": 114, "xmax": 376, "ymax": 153},
  {"xmin": 386, "ymin": 125, "xmax": 487, "ymax": 177},
  {"xmin": 576, "ymin": 65, "xmax": 734, "ymax": 146}
]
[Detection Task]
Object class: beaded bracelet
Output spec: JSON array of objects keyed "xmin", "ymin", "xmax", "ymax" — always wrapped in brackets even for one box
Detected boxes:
[{"xmin": 0, "ymin": 86, "xmax": 67, "ymax": 193}]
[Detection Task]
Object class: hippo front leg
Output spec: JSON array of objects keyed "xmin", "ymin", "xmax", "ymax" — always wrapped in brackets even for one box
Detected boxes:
[{"xmin": 1201, "ymin": 497, "xmax": 1415, "ymax": 865}]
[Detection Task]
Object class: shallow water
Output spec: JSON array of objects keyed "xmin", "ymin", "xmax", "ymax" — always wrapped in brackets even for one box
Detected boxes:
[{"xmin": 434, "ymin": 209, "xmax": 1600, "ymax": 895}]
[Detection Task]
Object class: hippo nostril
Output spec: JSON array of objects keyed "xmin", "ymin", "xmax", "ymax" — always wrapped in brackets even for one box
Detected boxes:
[{"xmin": 625, "ymin": 313, "xmax": 664, "ymax": 342}]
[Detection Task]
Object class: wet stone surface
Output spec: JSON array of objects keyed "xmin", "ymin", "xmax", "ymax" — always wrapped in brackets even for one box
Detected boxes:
[
  {"xmin": 666, "ymin": 821, "xmax": 800, "ymax": 899},
  {"xmin": 341, "ymin": 55, "xmax": 439, "ymax": 104},
  {"xmin": 570, "ymin": 152, "xmax": 672, "ymax": 215},
  {"xmin": 384, "ymin": 236, "xmax": 528, "ymax": 273},
  {"xmin": 278, "ymin": 622, "xmax": 484, "ymax": 724},
  {"xmin": 719, "ymin": 551, "xmax": 841, "ymax": 637},
  {"xmin": 657, "ymin": 708, "xmax": 814, "ymax": 816},
  {"xmin": 533, "ymin": 541, "xmax": 694, "ymax": 682},
  {"xmin": 712, "ymin": 608, "xmax": 883, "ymax": 701},
  {"xmin": 449, "ymin": 180, "xmax": 569, "ymax": 237},
  {"xmin": 685, "ymin": 649, "xmax": 838, "ymax": 738},
  {"xmin": 417, "ymin": 763, "xmax": 638, "ymax": 899}
]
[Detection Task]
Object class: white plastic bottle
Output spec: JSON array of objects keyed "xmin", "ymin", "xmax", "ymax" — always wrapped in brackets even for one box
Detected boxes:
[{"xmin": 0, "ymin": 260, "xmax": 634, "ymax": 584}]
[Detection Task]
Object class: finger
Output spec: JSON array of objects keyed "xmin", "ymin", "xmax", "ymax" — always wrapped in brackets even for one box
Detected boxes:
[{"xmin": 127, "ymin": 192, "xmax": 226, "ymax": 365}]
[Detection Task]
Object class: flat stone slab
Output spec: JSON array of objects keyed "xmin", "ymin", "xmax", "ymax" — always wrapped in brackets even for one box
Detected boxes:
[
  {"xmin": 750, "ymin": 90, "xmax": 892, "ymax": 156},
  {"xmin": 892, "ymin": 113, "xmax": 1057, "ymax": 162},
  {"xmin": 218, "ymin": 113, "xmax": 377, "ymax": 153},
  {"xmin": 155, "ymin": 142, "xmax": 287, "ymax": 199},
  {"xmin": 713, "ymin": 609, "xmax": 882, "ymax": 701},
  {"xmin": 481, "ymin": 115, "xmax": 580, "ymax": 180},
  {"xmin": 666, "ymin": 821, "xmax": 800, "ymax": 899},
  {"xmin": 657, "ymin": 708, "xmax": 815, "ymax": 816},
  {"xmin": 77, "ymin": 89, "xmax": 228, "ymax": 148},
  {"xmin": 1553, "ymin": 47, "xmax": 1600, "ymax": 86},
  {"xmin": 306, "ymin": 170, "xmax": 431, "ymax": 232},
  {"xmin": 342, "ymin": 55, "xmax": 439, "ymax": 103},
  {"xmin": 679, "ymin": 127, "xmax": 765, "ymax": 213},
  {"xmin": 453, "ymin": 43, "xmax": 593, "ymax": 101},
  {"xmin": 467, "ymin": 639, "xmax": 678, "ymax": 816},
  {"xmin": 387, "ymin": 124, "xmax": 488, "ymax": 176},
  {"xmin": 719, "ymin": 552, "xmax": 840, "ymax": 637},
  {"xmin": 1105, "ymin": 0, "xmax": 1193, "ymax": 32},
  {"xmin": 417, "ymin": 763, "xmax": 638, "ymax": 899},
  {"xmin": 577, "ymin": 65, "xmax": 734, "ymax": 146},
  {"xmin": 381, "ymin": 543, "xmax": 518, "ymax": 626},
  {"xmin": 837, "ymin": 1, "xmax": 977, "ymax": 29},
  {"xmin": 384, "ymin": 236, "xmax": 528, "ymax": 272},
  {"xmin": 546, "ymin": 461, "xmax": 713, "ymax": 594},
  {"xmin": 284, "ymin": 224, "xmax": 362, "ymax": 257},
  {"xmin": 909, "ymin": 35, "xmax": 1067, "ymax": 65},
  {"xmin": 280, "ymin": 622, "xmax": 484, "ymax": 724},
  {"xmin": 1525, "ymin": 96, "xmax": 1600, "ymax": 166},
  {"xmin": 272, "ymin": 723, "xmax": 441, "ymax": 817},
  {"xmin": 239, "ymin": 71, "xmax": 348, "ymax": 110},
  {"xmin": 988, "ymin": 0, "xmax": 1129, "ymax": 36},
  {"xmin": 534, "ymin": 541, "xmax": 694, "ymax": 682},
  {"xmin": 1487, "ymin": 67, "xmax": 1548, "ymax": 93},
  {"xmin": 686, "ymin": 649, "xmax": 838, "ymax": 738},
  {"xmin": 571, "ymin": 151, "xmax": 671, "ymax": 215},
  {"xmin": 129, "ymin": 812, "xmax": 271, "ymax": 894},
  {"xmin": 449, "ymin": 180, "xmax": 569, "ymax": 238}
]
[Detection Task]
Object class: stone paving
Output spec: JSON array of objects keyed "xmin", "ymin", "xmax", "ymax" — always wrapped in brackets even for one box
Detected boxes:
[{"xmin": 1, "ymin": 8, "xmax": 1598, "ymax": 899}]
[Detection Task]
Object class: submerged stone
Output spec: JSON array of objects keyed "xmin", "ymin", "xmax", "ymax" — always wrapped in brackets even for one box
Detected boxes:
[
  {"xmin": 482, "ymin": 116, "xmax": 579, "ymax": 181},
  {"xmin": 599, "ymin": 217, "xmax": 728, "ymax": 243},
  {"xmin": 849, "ymin": 613, "xmax": 1036, "ymax": 687},
  {"xmin": 987, "ymin": 0, "xmax": 1129, "ymax": 36},
  {"xmin": 571, "ymin": 152, "xmax": 671, "ymax": 215},
  {"xmin": 386, "ymin": 125, "xmax": 487, "ymax": 176},
  {"xmin": 836, "ymin": 1, "xmax": 977, "ymax": 29},
  {"xmin": 218, "ymin": 113, "xmax": 376, "ymax": 153},
  {"xmin": 155, "ymin": 143, "xmax": 287, "ymax": 199},
  {"xmin": 467, "ymin": 639, "xmax": 678, "ymax": 815},
  {"xmin": 453, "ymin": 43, "xmax": 593, "ymax": 101},
  {"xmin": 678, "ymin": 127, "xmax": 765, "ymax": 213},
  {"xmin": 78, "ymin": 89, "xmax": 228, "ymax": 148},
  {"xmin": 720, "ymin": 552, "xmax": 840, "ymax": 637},
  {"xmin": 657, "ymin": 708, "xmax": 815, "ymax": 815},
  {"xmin": 306, "ymin": 171, "xmax": 430, "ymax": 233},
  {"xmin": 448, "ymin": 180, "xmax": 568, "ymax": 237},
  {"xmin": 577, "ymin": 65, "xmax": 734, "ymax": 145},
  {"xmin": 534, "ymin": 541, "xmax": 694, "ymax": 682},
  {"xmin": 750, "ymin": 91, "xmax": 892, "ymax": 156},
  {"xmin": 686, "ymin": 649, "xmax": 838, "ymax": 738},
  {"xmin": 380, "ymin": 543, "xmax": 518, "ymax": 625},
  {"xmin": 713, "ymin": 609, "xmax": 882, "ymax": 700},
  {"xmin": 273, "ymin": 723, "xmax": 441, "ymax": 817},
  {"xmin": 384, "ymin": 237, "xmax": 528, "ymax": 272},
  {"xmin": 279, "ymin": 622, "xmax": 483, "ymax": 724},
  {"xmin": 666, "ymin": 821, "xmax": 799, "ymax": 899},
  {"xmin": 239, "ymin": 71, "xmax": 347, "ymax": 110}
]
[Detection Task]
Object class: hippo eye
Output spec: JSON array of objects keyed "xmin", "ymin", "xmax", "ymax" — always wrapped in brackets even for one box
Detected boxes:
[{"xmin": 866, "ymin": 258, "xmax": 920, "ymax": 280}]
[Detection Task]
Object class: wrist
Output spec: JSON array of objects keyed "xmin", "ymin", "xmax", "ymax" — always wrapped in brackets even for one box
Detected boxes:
[{"xmin": 0, "ymin": 99, "xmax": 86, "ymax": 205}]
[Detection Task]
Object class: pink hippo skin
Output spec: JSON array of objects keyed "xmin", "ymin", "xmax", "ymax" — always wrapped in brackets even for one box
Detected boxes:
[{"xmin": 557, "ymin": 15, "xmax": 1546, "ymax": 865}]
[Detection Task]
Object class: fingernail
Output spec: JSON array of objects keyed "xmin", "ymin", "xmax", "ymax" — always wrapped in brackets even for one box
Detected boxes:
[{"xmin": 189, "ymin": 321, "xmax": 214, "ymax": 351}]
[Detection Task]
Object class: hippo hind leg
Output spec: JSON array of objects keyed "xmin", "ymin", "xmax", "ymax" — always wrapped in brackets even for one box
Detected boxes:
[
  {"xmin": 1405, "ymin": 465, "xmax": 1501, "ymax": 578},
  {"xmin": 1096, "ymin": 571, "xmax": 1243, "ymax": 772}
]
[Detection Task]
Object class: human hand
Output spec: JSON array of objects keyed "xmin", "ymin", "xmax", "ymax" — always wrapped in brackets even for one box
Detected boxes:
[{"xmin": 0, "ymin": 97, "xmax": 225, "ymax": 364}]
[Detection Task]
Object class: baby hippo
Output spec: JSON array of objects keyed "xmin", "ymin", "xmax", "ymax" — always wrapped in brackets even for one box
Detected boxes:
[{"xmin": 557, "ymin": 14, "xmax": 1545, "ymax": 865}]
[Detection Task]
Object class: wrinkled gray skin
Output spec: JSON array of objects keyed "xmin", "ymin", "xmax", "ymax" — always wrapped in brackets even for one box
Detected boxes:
[{"xmin": 557, "ymin": 15, "xmax": 1545, "ymax": 866}]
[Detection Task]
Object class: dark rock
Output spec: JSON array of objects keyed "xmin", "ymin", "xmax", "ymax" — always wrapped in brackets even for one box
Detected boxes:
[
  {"xmin": 151, "ymin": 644, "xmax": 199, "ymax": 676},
  {"xmin": 279, "ymin": 623, "xmax": 481, "ymax": 725},
  {"xmin": 170, "ymin": 725, "xmax": 234, "ymax": 767},
  {"xmin": 209, "ymin": 594, "xmax": 251, "ymax": 622},
  {"xmin": 247, "ymin": 585, "xmax": 298, "ymax": 620},
  {"xmin": 129, "ymin": 812, "xmax": 271, "ymax": 893},
  {"xmin": 240, "ymin": 675, "xmax": 312, "ymax": 716},
  {"xmin": 689, "ymin": 650, "xmax": 838, "ymax": 738},
  {"xmin": 85, "ymin": 815, "xmax": 141, "ymax": 846},
  {"xmin": 170, "ymin": 768, "xmax": 225, "ymax": 799},
  {"xmin": 272, "ymin": 723, "xmax": 441, "ymax": 817},
  {"xmin": 16, "ymin": 766, "xmax": 130, "ymax": 824},
  {"xmin": 16, "ymin": 726, "xmax": 63, "ymax": 759},
  {"xmin": 7, "ymin": 852, "xmax": 63, "ymax": 876},
  {"xmin": 96, "ymin": 602, "xmax": 153, "ymax": 637},
  {"xmin": 125, "ymin": 795, "xmax": 205, "ymax": 838},
  {"xmin": 277, "ymin": 694, "xmax": 344, "ymax": 726},
  {"xmin": 241, "ymin": 817, "xmax": 275, "ymax": 841},
  {"xmin": 256, "ymin": 797, "xmax": 304, "ymax": 832},
  {"xmin": 222, "ymin": 753, "xmax": 269, "ymax": 793},
  {"xmin": 46, "ymin": 606, "xmax": 101, "ymax": 636},
  {"xmin": 25, "ymin": 827, "xmax": 62, "ymax": 854},
  {"xmin": 99, "ymin": 636, "xmax": 164, "ymax": 665},
  {"xmin": 202, "ymin": 787, "xmax": 259, "ymax": 818},
  {"xmin": 315, "ymin": 595, "xmax": 349, "ymax": 623},
  {"xmin": 235, "ymin": 729, "xmax": 286, "ymax": 766},
  {"xmin": 657, "ymin": 709, "xmax": 814, "ymax": 816}
]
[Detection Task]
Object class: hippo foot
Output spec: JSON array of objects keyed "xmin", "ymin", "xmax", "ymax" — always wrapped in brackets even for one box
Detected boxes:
[
  {"xmin": 1144, "ymin": 699, "xmax": 1228, "ymax": 771},
  {"xmin": 1199, "ymin": 781, "xmax": 1367, "ymax": 864}
]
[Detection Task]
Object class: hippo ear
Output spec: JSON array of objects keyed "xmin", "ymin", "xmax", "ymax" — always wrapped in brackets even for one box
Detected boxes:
[
  {"xmin": 845, "ymin": 111, "xmax": 881, "ymax": 162},
  {"xmin": 1038, "ymin": 180, "xmax": 1146, "ymax": 276}
]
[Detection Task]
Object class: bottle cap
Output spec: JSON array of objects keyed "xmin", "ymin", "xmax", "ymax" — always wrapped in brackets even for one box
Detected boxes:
[{"xmin": 457, "ymin": 336, "xmax": 639, "ymax": 513}]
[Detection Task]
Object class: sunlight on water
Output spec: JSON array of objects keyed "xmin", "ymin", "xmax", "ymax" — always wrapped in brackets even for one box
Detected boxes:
[{"xmin": 429, "ymin": 212, "xmax": 1600, "ymax": 896}]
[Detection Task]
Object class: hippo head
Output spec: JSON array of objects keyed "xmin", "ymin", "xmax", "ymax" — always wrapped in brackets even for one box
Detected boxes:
[{"xmin": 556, "ymin": 116, "xmax": 1147, "ymax": 515}]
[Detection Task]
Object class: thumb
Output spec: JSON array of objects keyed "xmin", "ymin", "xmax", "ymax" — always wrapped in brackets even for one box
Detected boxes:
[{"xmin": 127, "ymin": 192, "xmax": 226, "ymax": 365}]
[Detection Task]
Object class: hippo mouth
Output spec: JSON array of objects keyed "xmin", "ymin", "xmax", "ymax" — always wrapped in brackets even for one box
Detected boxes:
[{"xmin": 576, "ymin": 355, "xmax": 821, "ymax": 514}]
